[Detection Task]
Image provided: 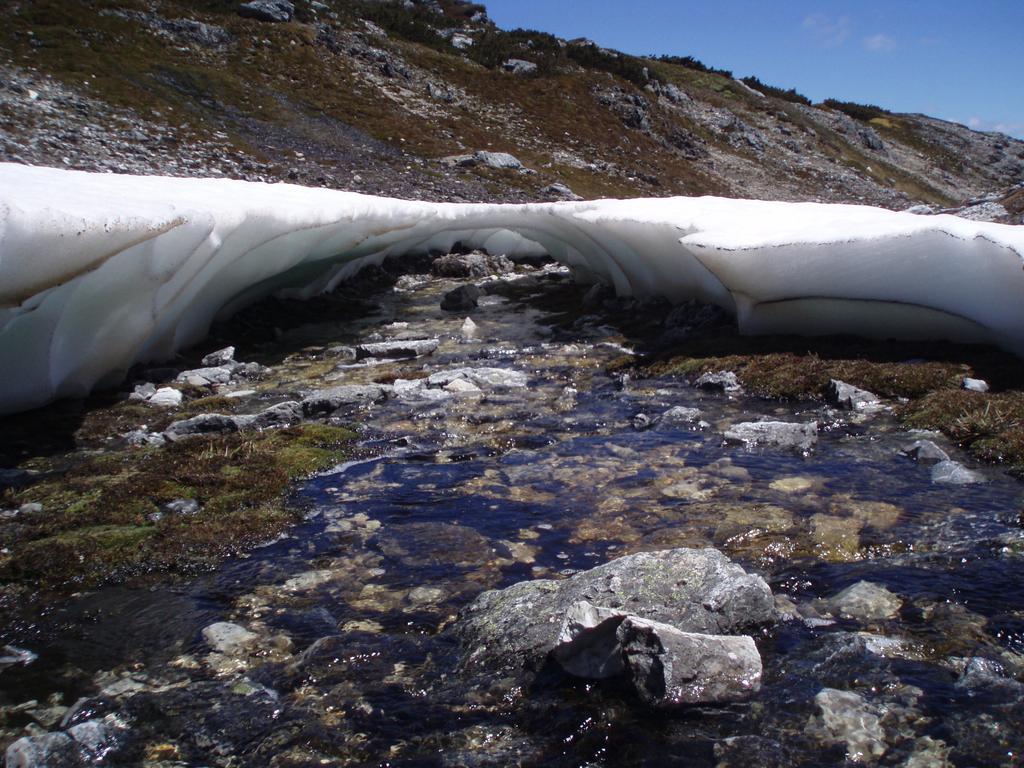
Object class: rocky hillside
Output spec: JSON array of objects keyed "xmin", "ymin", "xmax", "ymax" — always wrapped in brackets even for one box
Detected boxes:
[{"xmin": 2, "ymin": 0, "xmax": 1022, "ymax": 219}]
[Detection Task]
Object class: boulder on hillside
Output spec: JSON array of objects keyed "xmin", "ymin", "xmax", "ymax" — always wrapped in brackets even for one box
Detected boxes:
[{"xmin": 238, "ymin": 0, "xmax": 294, "ymax": 23}]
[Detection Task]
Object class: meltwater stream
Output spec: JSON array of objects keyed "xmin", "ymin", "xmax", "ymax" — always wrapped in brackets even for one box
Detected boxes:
[{"xmin": 2, "ymin": 260, "xmax": 1023, "ymax": 766}]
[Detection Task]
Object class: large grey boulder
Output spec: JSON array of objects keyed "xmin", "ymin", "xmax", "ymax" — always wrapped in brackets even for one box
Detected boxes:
[
  {"xmin": 724, "ymin": 420, "xmax": 818, "ymax": 452},
  {"xmin": 454, "ymin": 548, "xmax": 774, "ymax": 675},
  {"xmin": 238, "ymin": 0, "xmax": 294, "ymax": 22}
]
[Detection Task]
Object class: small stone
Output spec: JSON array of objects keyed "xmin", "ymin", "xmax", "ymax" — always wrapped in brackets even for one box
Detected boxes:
[
  {"xmin": 441, "ymin": 284, "xmax": 481, "ymax": 312},
  {"xmin": 659, "ymin": 405, "xmax": 702, "ymax": 426},
  {"xmin": 541, "ymin": 182, "xmax": 583, "ymax": 201},
  {"xmin": 961, "ymin": 377, "xmax": 989, "ymax": 393},
  {"xmin": 695, "ymin": 370, "xmax": 742, "ymax": 393},
  {"xmin": 146, "ymin": 387, "xmax": 183, "ymax": 408},
  {"xmin": 828, "ymin": 581, "xmax": 902, "ymax": 621},
  {"xmin": 825, "ymin": 379, "xmax": 880, "ymax": 411},
  {"xmin": 900, "ymin": 439, "xmax": 950, "ymax": 465},
  {"xmin": 445, "ymin": 378, "xmax": 481, "ymax": 394},
  {"xmin": 460, "ymin": 317, "xmax": 478, "ymax": 338},
  {"xmin": 769, "ymin": 476, "xmax": 815, "ymax": 493},
  {"xmin": 201, "ymin": 346, "xmax": 236, "ymax": 367},
  {"xmin": 18, "ymin": 502, "xmax": 43, "ymax": 515},
  {"xmin": 164, "ymin": 498, "xmax": 200, "ymax": 516},
  {"xmin": 202, "ymin": 622, "xmax": 258, "ymax": 654},
  {"xmin": 502, "ymin": 58, "xmax": 538, "ymax": 75},
  {"xmin": 129, "ymin": 382, "xmax": 157, "ymax": 401},
  {"xmin": 325, "ymin": 345, "xmax": 357, "ymax": 360}
]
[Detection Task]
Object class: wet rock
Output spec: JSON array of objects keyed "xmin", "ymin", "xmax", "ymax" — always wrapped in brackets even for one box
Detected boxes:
[
  {"xmin": 551, "ymin": 601, "xmax": 628, "ymax": 678},
  {"xmin": 238, "ymin": 0, "xmax": 293, "ymax": 22},
  {"xmin": 441, "ymin": 284, "xmax": 481, "ymax": 311},
  {"xmin": 695, "ymin": 371, "xmax": 742, "ymax": 393},
  {"xmin": 201, "ymin": 346, "xmax": 236, "ymax": 367},
  {"xmin": 807, "ymin": 688, "xmax": 886, "ymax": 763},
  {"xmin": 826, "ymin": 379, "xmax": 880, "ymax": 411},
  {"xmin": 827, "ymin": 581, "xmax": 902, "ymax": 621},
  {"xmin": 460, "ymin": 316, "xmax": 478, "ymax": 339},
  {"xmin": 5, "ymin": 732, "xmax": 79, "ymax": 768},
  {"xmin": 454, "ymin": 547, "xmax": 775, "ymax": 675},
  {"xmin": 714, "ymin": 735, "xmax": 790, "ymax": 768},
  {"xmin": 0, "ymin": 645, "xmax": 37, "ymax": 670},
  {"xmin": 931, "ymin": 460, "xmax": 985, "ymax": 485},
  {"xmin": 900, "ymin": 439, "xmax": 950, "ymax": 465},
  {"xmin": 301, "ymin": 384, "xmax": 389, "ymax": 416},
  {"xmin": 432, "ymin": 251, "xmax": 514, "ymax": 278},
  {"xmin": 163, "ymin": 413, "xmax": 254, "ymax": 441},
  {"xmin": 202, "ymin": 622, "xmax": 258, "ymax": 655},
  {"xmin": 146, "ymin": 387, "xmax": 182, "ymax": 408},
  {"xmin": 724, "ymin": 420, "xmax": 818, "ymax": 452},
  {"xmin": 659, "ymin": 405, "xmax": 702, "ymax": 426},
  {"xmin": 961, "ymin": 377, "xmax": 989, "ymax": 393},
  {"xmin": 619, "ymin": 618, "xmax": 762, "ymax": 706},
  {"xmin": 428, "ymin": 367, "xmax": 528, "ymax": 389},
  {"xmin": 355, "ymin": 338, "xmax": 439, "ymax": 359},
  {"xmin": 632, "ymin": 412, "xmax": 659, "ymax": 431}
]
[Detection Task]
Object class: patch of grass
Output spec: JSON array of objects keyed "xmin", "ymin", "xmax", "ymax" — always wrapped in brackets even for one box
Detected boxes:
[{"xmin": 1, "ymin": 424, "xmax": 357, "ymax": 591}]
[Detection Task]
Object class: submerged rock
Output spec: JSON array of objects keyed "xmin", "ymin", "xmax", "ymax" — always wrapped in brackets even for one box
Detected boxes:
[
  {"xmin": 900, "ymin": 439, "xmax": 950, "ymax": 465},
  {"xmin": 454, "ymin": 547, "xmax": 774, "ymax": 675},
  {"xmin": 807, "ymin": 688, "xmax": 886, "ymax": 763},
  {"xmin": 827, "ymin": 581, "xmax": 903, "ymax": 621},
  {"xmin": 931, "ymin": 460, "xmax": 986, "ymax": 485},
  {"xmin": 724, "ymin": 420, "xmax": 818, "ymax": 452}
]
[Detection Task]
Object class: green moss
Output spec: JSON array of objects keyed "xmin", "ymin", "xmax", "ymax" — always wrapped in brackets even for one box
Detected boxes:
[{"xmin": 1, "ymin": 425, "xmax": 358, "ymax": 591}]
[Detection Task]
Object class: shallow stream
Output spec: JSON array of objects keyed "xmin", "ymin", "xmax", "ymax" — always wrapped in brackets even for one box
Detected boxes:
[{"xmin": 2, "ymin": 261, "xmax": 1023, "ymax": 766}]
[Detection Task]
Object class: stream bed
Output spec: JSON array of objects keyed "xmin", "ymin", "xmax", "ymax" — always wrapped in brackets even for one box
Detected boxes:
[{"xmin": 2, "ymin": 257, "xmax": 1023, "ymax": 767}]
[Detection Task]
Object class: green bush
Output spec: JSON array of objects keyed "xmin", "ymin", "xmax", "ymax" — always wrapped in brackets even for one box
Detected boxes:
[
  {"xmin": 655, "ymin": 54, "xmax": 732, "ymax": 79},
  {"xmin": 740, "ymin": 76, "xmax": 811, "ymax": 105},
  {"xmin": 822, "ymin": 98, "xmax": 890, "ymax": 122}
]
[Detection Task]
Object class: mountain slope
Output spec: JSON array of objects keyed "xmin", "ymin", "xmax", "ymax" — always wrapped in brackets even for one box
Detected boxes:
[{"xmin": 1, "ymin": 0, "xmax": 1021, "ymax": 217}]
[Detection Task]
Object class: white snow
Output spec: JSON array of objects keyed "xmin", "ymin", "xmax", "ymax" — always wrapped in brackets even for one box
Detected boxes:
[{"xmin": 2, "ymin": 163, "xmax": 1023, "ymax": 415}]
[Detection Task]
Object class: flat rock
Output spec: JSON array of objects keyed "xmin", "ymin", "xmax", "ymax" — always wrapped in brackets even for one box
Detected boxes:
[
  {"xmin": 301, "ymin": 384, "xmax": 389, "ymax": 416},
  {"xmin": 202, "ymin": 621, "xmax": 258, "ymax": 654},
  {"xmin": 724, "ymin": 420, "xmax": 818, "ymax": 452},
  {"xmin": 454, "ymin": 547, "xmax": 775, "ymax": 675},
  {"xmin": 428, "ymin": 367, "xmax": 528, "ymax": 389},
  {"xmin": 355, "ymin": 339, "xmax": 439, "ymax": 359},
  {"xmin": 163, "ymin": 413, "xmax": 254, "ymax": 441},
  {"xmin": 900, "ymin": 439, "xmax": 950, "ymax": 465}
]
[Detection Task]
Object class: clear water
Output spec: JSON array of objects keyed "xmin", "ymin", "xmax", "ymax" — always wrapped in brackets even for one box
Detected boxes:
[{"xmin": 2, "ymin": 265, "xmax": 1023, "ymax": 766}]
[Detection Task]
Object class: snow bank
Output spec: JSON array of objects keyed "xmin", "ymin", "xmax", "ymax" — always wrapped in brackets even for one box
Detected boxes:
[{"xmin": 2, "ymin": 163, "xmax": 1023, "ymax": 415}]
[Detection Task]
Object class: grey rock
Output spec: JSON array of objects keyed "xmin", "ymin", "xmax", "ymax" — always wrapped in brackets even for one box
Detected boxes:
[
  {"xmin": 661, "ymin": 83, "xmax": 691, "ymax": 104},
  {"xmin": 164, "ymin": 498, "xmax": 200, "ymax": 516},
  {"xmin": 432, "ymin": 251, "xmax": 514, "ymax": 278},
  {"xmin": 695, "ymin": 370, "xmax": 742, "ymax": 393},
  {"xmin": 67, "ymin": 719, "xmax": 113, "ymax": 757},
  {"xmin": 541, "ymin": 182, "xmax": 583, "ymax": 201},
  {"xmin": 325, "ymin": 344, "xmax": 357, "ymax": 360},
  {"xmin": 659, "ymin": 406, "xmax": 702, "ymax": 426},
  {"xmin": 502, "ymin": 58, "xmax": 537, "ymax": 76},
  {"xmin": 931, "ymin": 459, "xmax": 986, "ymax": 485},
  {"xmin": 827, "ymin": 581, "xmax": 902, "ymax": 621},
  {"xmin": 900, "ymin": 439, "xmax": 950, "ymax": 465},
  {"xmin": 301, "ymin": 384, "xmax": 389, "ymax": 416},
  {"xmin": 826, "ymin": 379, "xmax": 880, "ymax": 410},
  {"xmin": 203, "ymin": 621, "xmax": 258, "ymax": 654},
  {"xmin": 454, "ymin": 548, "xmax": 775, "ymax": 674},
  {"xmin": 201, "ymin": 346, "xmax": 236, "ymax": 367},
  {"xmin": 962, "ymin": 377, "xmax": 989, "ymax": 393},
  {"xmin": 427, "ymin": 367, "xmax": 528, "ymax": 389},
  {"xmin": 441, "ymin": 284, "xmax": 481, "ymax": 311},
  {"xmin": 146, "ymin": 387, "xmax": 183, "ymax": 408},
  {"xmin": 356, "ymin": 338, "xmax": 439, "ymax": 359},
  {"xmin": 724, "ymin": 420, "xmax": 818, "ymax": 452},
  {"xmin": 129, "ymin": 381, "xmax": 157, "ymax": 401},
  {"xmin": 807, "ymin": 688, "xmax": 886, "ymax": 763},
  {"xmin": 552, "ymin": 601, "xmax": 628, "ymax": 678},
  {"xmin": 618, "ymin": 617, "xmax": 762, "ymax": 706},
  {"xmin": 124, "ymin": 429, "xmax": 168, "ymax": 448},
  {"xmin": 175, "ymin": 365, "xmax": 234, "ymax": 387},
  {"xmin": 18, "ymin": 502, "xmax": 43, "ymax": 515},
  {"xmin": 251, "ymin": 401, "xmax": 303, "ymax": 429},
  {"xmin": 473, "ymin": 151, "xmax": 524, "ymax": 170},
  {"xmin": 4, "ymin": 731, "xmax": 79, "ymax": 768},
  {"xmin": 163, "ymin": 413, "xmax": 253, "ymax": 441},
  {"xmin": 0, "ymin": 644, "xmax": 37, "ymax": 670},
  {"xmin": 238, "ymin": 0, "xmax": 294, "ymax": 23},
  {"xmin": 632, "ymin": 413, "xmax": 658, "ymax": 431}
]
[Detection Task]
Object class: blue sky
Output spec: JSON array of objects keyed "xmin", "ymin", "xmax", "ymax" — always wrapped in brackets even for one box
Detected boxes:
[{"xmin": 484, "ymin": 1, "xmax": 1024, "ymax": 139}]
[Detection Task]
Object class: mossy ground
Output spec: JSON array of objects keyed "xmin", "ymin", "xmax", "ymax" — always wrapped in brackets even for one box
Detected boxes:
[
  {"xmin": 1, "ymin": 422, "xmax": 357, "ymax": 595},
  {"xmin": 632, "ymin": 332, "xmax": 1024, "ymax": 474}
]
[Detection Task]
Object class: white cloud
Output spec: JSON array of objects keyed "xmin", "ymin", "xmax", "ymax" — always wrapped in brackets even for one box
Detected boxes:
[
  {"xmin": 862, "ymin": 33, "xmax": 896, "ymax": 52},
  {"xmin": 802, "ymin": 14, "xmax": 852, "ymax": 48},
  {"xmin": 958, "ymin": 116, "xmax": 1024, "ymax": 139}
]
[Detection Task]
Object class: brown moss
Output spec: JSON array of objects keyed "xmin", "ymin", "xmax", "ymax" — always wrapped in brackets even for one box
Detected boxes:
[{"xmin": 1, "ymin": 424, "xmax": 358, "ymax": 591}]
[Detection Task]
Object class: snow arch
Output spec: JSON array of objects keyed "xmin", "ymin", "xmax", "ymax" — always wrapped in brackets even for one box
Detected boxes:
[{"xmin": 1, "ymin": 164, "xmax": 1023, "ymax": 415}]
